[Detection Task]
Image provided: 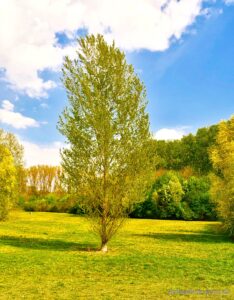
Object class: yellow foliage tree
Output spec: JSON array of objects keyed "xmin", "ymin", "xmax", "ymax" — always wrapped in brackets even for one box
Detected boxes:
[
  {"xmin": 0, "ymin": 145, "xmax": 17, "ymax": 220},
  {"xmin": 0, "ymin": 129, "xmax": 25, "ymax": 194},
  {"xmin": 210, "ymin": 116, "xmax": 234, "ymax": 237}
]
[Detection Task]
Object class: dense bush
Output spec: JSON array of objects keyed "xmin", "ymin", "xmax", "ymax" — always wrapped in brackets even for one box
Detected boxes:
[
  {"xmin": 130, "ymin": 197, "xmax": 158, "ymax": 219},
  {"xmin": 151, "ymin": 171, "xmax": 184, "ymax": 219},
  {"xmin": 182, "ymin": 176, "xmax": 217, "ymax": 220},
  {"xmin": 130, "ymin": 172, "xmax": 217, "ymax": 221},
  {"xmin": 131, "ymin": 171, "xmax": 184, "ymax": 219},
  {"xmin": 19, "ymin": 194, "xmax": 84, "ymax": 215}
]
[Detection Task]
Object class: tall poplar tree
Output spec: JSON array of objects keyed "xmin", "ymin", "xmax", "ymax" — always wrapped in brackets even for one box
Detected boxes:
[{"xmin": 58, "ymin": 34, "xmax": 153, "ymax": 251}]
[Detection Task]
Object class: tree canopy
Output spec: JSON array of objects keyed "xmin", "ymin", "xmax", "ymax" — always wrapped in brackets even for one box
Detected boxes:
[
  {"xmin": 0, "ymin": 145, "xmax": 17, "ymax": 220},
  {"xmin": 0, "ymin": 129, "xmax": 24, "ymax": 167},
  {"xmin": 153, "ymin": 124, "xmax": 218, "ymax": 175},
  {"xmin": 210, "ymin": 116, "xmax": 234, "ymax": 237}
]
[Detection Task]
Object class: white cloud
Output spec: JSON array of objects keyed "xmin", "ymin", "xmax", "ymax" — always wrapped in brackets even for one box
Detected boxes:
[
  {"xmin": 154, "ymin": 128, "xmax": 187, "ymax": 140},
  {"xmin": 21, "ymin": 140, "xmax": 62, "ymax": 167},
  {"xmin": 224, "ymin": 0, "xmax": 234, "ymax": 4},
  {"xmin": 2, "ymin": 99, "xmax": 14, "ymax": 111},
  {"xmin": 0, "ymin": 100, "xmax": 39, "ymax": 129},
  {"xmin": 0, "ymin": 0, "xmax": 213, "ymax": 98}
]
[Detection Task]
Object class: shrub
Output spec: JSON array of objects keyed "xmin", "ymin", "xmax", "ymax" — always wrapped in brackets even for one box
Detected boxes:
[
  {"xmin": 68, "ymin": 202, "xmax": 85, "ymax": 215},
  {"xmin": 182, "ymin": 176, "xmax": 217, "ymax": 220},
  {"xmin": 130, "ymin": 172, "xmax": 217, "ymax": 221},
  {"xmin": 131, "ymin": 171, "xmax": 184, "ymax": 219},
  {"xmin": 130, "ymin": 197, "xmax": 157, "ymax": 219},
  {"xmin": 19, "ymin": 193, "xmax": 85, "ymax": 215},
  {"xmin": 151, "ymin": 171, "xmax": 184, "ymax": 219}
]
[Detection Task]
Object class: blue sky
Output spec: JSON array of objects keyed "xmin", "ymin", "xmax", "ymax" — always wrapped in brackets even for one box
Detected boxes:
[{"xmin": 0, "ymin": 0, "xmax": 233, "ymax": 165}]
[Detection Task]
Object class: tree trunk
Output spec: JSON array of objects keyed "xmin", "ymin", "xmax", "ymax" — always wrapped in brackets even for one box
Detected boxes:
[
  {"xmin": 100, "ymin": 243, "xmax": 108, "ymax": 253},
  {"xmin": 100, "ymin": 210, "xmax": 108, "ymax": 252}
]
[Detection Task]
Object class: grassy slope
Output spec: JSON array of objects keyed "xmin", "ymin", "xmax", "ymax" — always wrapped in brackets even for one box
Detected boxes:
[{"xmin": 0, "ymin": 211, "xmax": 233, "ymax": 300}]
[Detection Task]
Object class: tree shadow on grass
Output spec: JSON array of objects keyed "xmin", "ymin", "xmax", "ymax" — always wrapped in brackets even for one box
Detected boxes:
[
  {"xmin": 133, "ymin": 224, "xmax": 231, "ymax": 244},
  {"xmin": 161, "ymin": 223, "xmax": 223, "ymax": 236},
  {"xmin": 0, "ymin": 235, "xmax": 98, "ymax": 252},
  {"xmin": 134, "ymin": 232, "xmax": 231, "ymax": 244}
]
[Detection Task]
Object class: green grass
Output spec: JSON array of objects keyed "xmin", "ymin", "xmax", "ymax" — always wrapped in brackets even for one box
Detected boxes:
[{"xmin": 0, "ymin": 211, "xmax": 233, "ymax": 299}]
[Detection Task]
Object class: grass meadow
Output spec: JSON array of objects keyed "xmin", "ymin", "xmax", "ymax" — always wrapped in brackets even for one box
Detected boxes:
[{"xmin": 0, "ymin": 211, "xmax": 233, "ymax": 299}]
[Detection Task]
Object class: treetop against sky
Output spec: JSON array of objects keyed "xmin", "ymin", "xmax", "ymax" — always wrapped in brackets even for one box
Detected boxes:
[{"xmin": 0, "ymin": 0, "xmax": 233, "ymax": 166}]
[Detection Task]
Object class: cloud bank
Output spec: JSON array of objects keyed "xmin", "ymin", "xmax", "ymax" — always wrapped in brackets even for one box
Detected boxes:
[
  {"xmin": 21, "ymin": 140, "xmax": 62, "ymax": 166},
  {"xmin": 0, "ymin": 100, "xmax": 39, "ymax": 129},
  {"xmin": 0, "ymin": 0, "xmax": 210, "ymax": 98}
]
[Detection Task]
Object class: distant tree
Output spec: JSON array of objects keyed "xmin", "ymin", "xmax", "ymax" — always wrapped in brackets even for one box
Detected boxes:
[
  {"xmin": 181, "ymin": 125, "xmax": 218, "ymax": 175},
  {"xmin": 210, "ymin": 116, "xmax": 234, "ymax": 237},
  {"xmin": 58, "ymin": 34, "xmax": 154, "ymax": 251},
  {"xmin": 0, "ymin": 129, "xmax": 24, "ymax": 166},
  {"xmin": 0, "ymin": 129, "xmax": 25, "ymax": 194},
  {"xmin": 153, "ymin": 140, "xmax": 183, "ymax": 170},
  {"xmin": 194, "ymin": 125, "xmax": 218, "ymax": 174},
  {"xmin": 182, "ymin": 176, "xmax": 216, "ymax": 220},
  {"xmin": 151, "ymin": 171, "xmax": 184, "ymax": 219},
  {"xmin": 153, "ymin": 125, "xmax": 218, "ymax": 175},
  {"xmin": 131, "ymin": 171, "xmax": 217, "ymax": 221},
  {"xmin": 26, "ymin": 165, "xmax": 63, "ymax": 195},
  {"xmin": 132, "ymin": 171, "xmax": 184, "ymax": 220},
  {"xmin": 0, "ymin": 145, "xmax": 17, "ymax": 220}
]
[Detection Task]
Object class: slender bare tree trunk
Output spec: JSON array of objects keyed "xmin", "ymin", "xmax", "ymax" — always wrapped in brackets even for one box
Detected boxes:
[{"xmin": 100, "ymin": 214, "xmax": 108, "ymax": 252}]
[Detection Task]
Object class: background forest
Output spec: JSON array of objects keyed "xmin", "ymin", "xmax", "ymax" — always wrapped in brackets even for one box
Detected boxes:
[{"xmin": 1, "ymin": 116, "xmax": 232, "ymax": 228}]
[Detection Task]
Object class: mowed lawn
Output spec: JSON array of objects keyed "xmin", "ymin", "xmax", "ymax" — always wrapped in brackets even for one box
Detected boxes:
[{"xmin": 0, "ymin": 211, "xmax": 233, "ymax": 300}]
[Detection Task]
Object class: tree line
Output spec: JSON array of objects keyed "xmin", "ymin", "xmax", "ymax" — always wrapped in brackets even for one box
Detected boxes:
[{"xmin": 1, "ymin": 117, "xmax": 233, "ymax": 230}]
